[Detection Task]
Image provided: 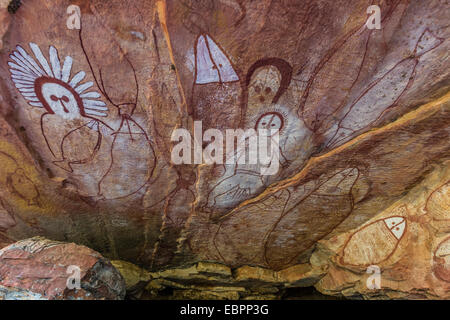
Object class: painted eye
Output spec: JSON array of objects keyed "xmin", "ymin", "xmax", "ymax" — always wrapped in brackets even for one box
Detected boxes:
[
  {"xmin": 50, "ymin": 95, "xmax": 58, "ymax": 101},
  {"xmin": 271, "ymin": 123, "xmax": 276, "ymax": 126},
  {"xmin": 254, "ymin": 86, "xmax": 261, "ymax": 93},
  {"xmin": 61, "ymin": 95, "xmax": 69, "ymax": 102},
  {"xmin": 265, "ymin": 87, "xmax": 272, "ymax": 94},
  {"xmin": 261, "ymin": 122, "xmax": 267, "ymax": 126}
]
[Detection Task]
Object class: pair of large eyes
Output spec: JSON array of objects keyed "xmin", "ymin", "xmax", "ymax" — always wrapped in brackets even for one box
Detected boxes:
[
  {"xmin": 256, "ymin": 113, "xmax": 283, "ymax": 131},
  {"xmin": 50, "ymin": 95, "xmax": 70, "ymax": 102},
  {"xmin": 260, "ymin": 122, "xmax": 278, "ymax": 127}
]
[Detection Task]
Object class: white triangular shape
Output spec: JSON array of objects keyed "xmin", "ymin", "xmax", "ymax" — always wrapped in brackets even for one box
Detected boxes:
[
  {"xmin": 195, "ymin": 34, "xmax": 238, "ymax": 84},
  {"xmin": 416, "ymin": 29, "xmax": 443, "ymax": 56}
]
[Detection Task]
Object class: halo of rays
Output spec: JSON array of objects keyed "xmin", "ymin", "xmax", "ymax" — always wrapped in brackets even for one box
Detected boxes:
[{"xmin": 8, "ymin": 42, "xmax": 108, "ymax": 117}]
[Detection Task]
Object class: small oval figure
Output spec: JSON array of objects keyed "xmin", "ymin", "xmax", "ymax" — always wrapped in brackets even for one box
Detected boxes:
[
  {"xmin": 8, "ymin": 43, "xmax": 109, "ymax": 173},
  {"xmin": 98, "ymin": 117, "xmax": 156, "ymax": 200},
  {"xmin": 340, "ymin": 216, "xmax": 406, "ymax": 267},
  {"xmin": 0, "ymin": 200, "xmax": 15, "ymax": 230},
  {"xmin": 191, "ymin": 34, "xmax": 241, "ymax": 130},
  {"xmin": 52, "ymin": 120, "xmax": 102, "ymax": 172},
  {"xmin": 433, "ymin": 237, "xmax": 450, "ymax": 283},
  {"xmin": 6, "ymin": 168, "xmax": 40, "ymax": 207}
]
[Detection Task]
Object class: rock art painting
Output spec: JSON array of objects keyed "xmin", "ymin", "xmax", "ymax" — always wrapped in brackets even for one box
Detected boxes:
[
  {"xmin": 0, "ymin": 2, "xmax": 448, "ymax": 297},
  {"xmin": 78, "ymin": 21, "xmax": 157, "ymax": 202},
  {"xmin": 433, "ymin": 236, "xmax": 450, "ymax": 283},
  {"xmin": 426, "ymin": 181, "xmax": 449, "ymax": 222},
  {"xmin": 325, "ymin": 28, "xmax": 445, "ymax": 148},
  {"xmin": 244, "ymin": 58, "xmax": 293, "ymax": 120},
  {"xmin": 191, "ymin": 33, "xmax": 241, "ymax": 130},
  {"xmin": 198, "ymin": 56, "xmax": 310, "ymax": 214},
  {"xmin": 340, "ymin": 215, "xmax": 407, "ymax": 267},
  {"xmin": 0, "ymin": 199, "xmax": 15, "ymax": 231},
  {"xmin": 202, "ymin": 105, "xmax": 306, "ymax": 214},
  {"xmin": 316, "ymin": 165, "xmax": 450, "ymax": 298},
  {"xmin": 263, "ymin": 168, "xmax": 360, "ymax": 270},
  {"xmin": 207, "ymin": 167, "xmax": 361, "ymax": 270},
  {"xmin": 298, "ymin": 0, "xmax": 408, "ymax": 133},
  {"xmin": 8, "ymin": 22, "xmax": 158, "ymax": 203},
  {"xmin": 8, "ymin": 43, "xmax": 111, "ymax": 173},
  {"xmin": 97, "ymin": 116, "xmax": 155, "ymax": 200},
  {"xmin": 7, "ymin": 168, "xmax": 40, "ymax": 207}
]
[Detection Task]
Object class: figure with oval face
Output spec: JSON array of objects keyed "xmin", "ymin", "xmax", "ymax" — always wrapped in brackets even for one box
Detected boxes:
[
  {"xmin": 204, "ymin": 108, "xmax": 295, "ymax": 214},
  {"xmin": 8, "ymin": 43, "xmax": 112, "ymax": 173}
]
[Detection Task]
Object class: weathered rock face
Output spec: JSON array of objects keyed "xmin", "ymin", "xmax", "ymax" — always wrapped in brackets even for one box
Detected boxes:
[
  {"xmin": 0, "ymin": 237, "xmax": 126, "ymax": 299},
  {"xmin": 0, "ymin": 0, "xmax": 448, "ymax": 299}
]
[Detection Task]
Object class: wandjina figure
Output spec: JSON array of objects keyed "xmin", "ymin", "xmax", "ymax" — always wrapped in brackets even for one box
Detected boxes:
[{"xmin": 8, "ymin": 43, "xmax": 112, "ymax": 173}]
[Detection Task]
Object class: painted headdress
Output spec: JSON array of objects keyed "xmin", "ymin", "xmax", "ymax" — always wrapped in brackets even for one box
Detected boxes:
[{"xmin": 8, "ymin": 43, "xmax": 107, "ymax": 118}]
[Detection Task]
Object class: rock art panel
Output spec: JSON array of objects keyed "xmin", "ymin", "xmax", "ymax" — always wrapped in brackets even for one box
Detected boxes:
[{"xmin": 0, "ymin": 199, "xmax": 15, "ymax": 231}]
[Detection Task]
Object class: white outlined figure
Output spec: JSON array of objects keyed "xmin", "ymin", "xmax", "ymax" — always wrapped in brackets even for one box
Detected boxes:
[
  {"xmin": 366, "ymin": 5, "xmax": 381, "ymax": 30},
  {"xmin": 66, "ymin": 265, "xmax": 81, "ymax": 290},
  {"xmin": 340, "ymin": 215, "xmax": 407, "ymax": 267},
  {"xmin": 9, "ymin": 43, "xmax": 108, "ymax": 118},
  {"xmin": 8, "ymin": 43, "xmax": 112, "ymax": 172}
]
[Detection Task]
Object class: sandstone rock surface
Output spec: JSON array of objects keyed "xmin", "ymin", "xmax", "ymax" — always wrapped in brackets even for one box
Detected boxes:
[
  {"xmin": 0, "ymin": 0, "xmax": 448, "ymax": 299},
  {"xmin": 314, "ymin": 161, "xmax": 450, "ymax": 299}
]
